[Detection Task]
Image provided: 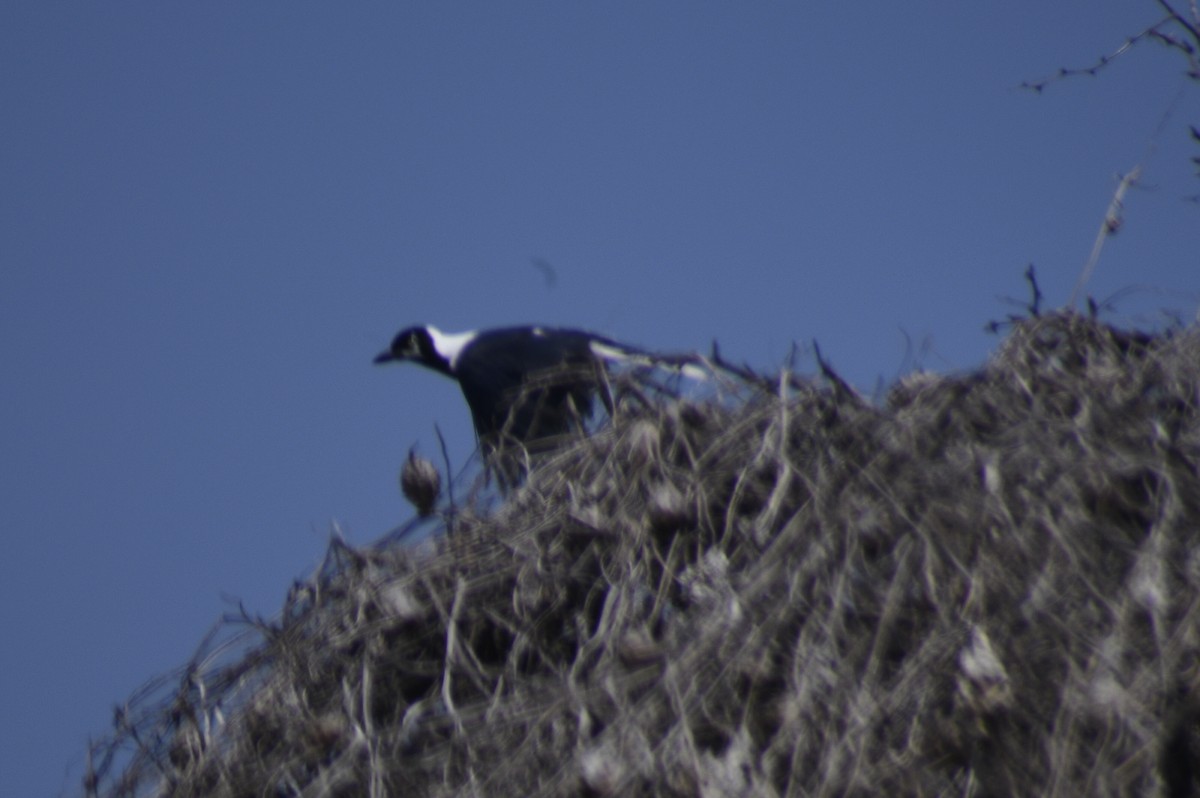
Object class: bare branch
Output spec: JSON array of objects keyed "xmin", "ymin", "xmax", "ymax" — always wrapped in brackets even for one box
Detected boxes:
[
  {"xmin": 1020, "ymin": 2, "xmax": 1200, "ymax": 94},
  {"xmin": 1019, "ymin": 20, "xmax": 1171, "ymax": 92},
  {"xmin": 1069, "ymin": 166, "xmax": 1142, "ymax": 309},
  {"xmin": 1156, "ymin": 0, "xmax": 1200, "ymax": 45}
]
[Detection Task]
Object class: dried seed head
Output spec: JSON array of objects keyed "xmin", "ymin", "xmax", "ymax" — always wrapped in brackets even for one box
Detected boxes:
[{"xmin": 400, "ymin": 449, "xmax": 440, "ymax": 517}]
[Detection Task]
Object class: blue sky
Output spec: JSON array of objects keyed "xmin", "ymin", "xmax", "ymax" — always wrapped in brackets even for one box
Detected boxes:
[{"xmin": 3, "ymin": 3, "xmax": 1198, "ymax": 795}]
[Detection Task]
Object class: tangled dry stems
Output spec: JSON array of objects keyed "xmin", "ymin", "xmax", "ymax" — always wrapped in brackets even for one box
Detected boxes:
[{"xmin": 86, "ymin": 312, "xmax": 1200, "ymax": 797}]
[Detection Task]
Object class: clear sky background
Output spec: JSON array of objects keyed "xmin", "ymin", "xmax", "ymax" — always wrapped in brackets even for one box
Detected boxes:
[{"xmin": 3, "ymin": 3, "xmax": 1198, "ymax": 795}]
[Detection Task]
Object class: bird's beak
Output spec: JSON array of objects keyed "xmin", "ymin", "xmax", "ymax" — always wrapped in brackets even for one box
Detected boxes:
[{"xmin": 373, "ymin": 350, "xmax": 395, "ymax": 365}]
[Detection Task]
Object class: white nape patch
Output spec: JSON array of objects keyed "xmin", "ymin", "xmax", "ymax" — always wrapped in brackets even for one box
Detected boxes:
[
  {"xmin": 532, "ymin": 327, "xmax": 546, "ymax": 337},
  {"xmin": 426, "ymin": 326, "xmax": 477, "ymax": 370}
]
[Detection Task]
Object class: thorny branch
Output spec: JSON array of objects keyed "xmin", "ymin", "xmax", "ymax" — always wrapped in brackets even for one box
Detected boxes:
[{"xmin": 1020, "ymin": 5, "xmax": 1200, "ymax": 93}]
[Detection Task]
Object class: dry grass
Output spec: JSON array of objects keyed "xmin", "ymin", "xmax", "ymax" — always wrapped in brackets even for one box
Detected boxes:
[{"xmin": 85, "ymin": 311, "xmax": 1200, "ymax": 797}]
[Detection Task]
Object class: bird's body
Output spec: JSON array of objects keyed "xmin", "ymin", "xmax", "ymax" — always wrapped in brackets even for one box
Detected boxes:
[{"xmin": 375, "ymin": 324, "xmax": 643, "ymax": 454}]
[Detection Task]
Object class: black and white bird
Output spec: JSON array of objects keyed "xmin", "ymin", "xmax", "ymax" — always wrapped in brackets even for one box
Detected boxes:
[{"xmin": 374, "ymin": 324, "xmax": 654, "ymax": 455}]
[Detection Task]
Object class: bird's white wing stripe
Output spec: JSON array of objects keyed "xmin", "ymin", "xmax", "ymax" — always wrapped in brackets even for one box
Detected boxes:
[
  {"xmin": 589, "ymin": 341, "xmax": 640, "ymax": 364},
  {"xmin": 590, "ymin": 340, "xmax": 709, "ymax": 380}
]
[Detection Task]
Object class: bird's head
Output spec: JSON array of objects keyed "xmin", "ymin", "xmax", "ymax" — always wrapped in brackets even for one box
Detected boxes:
[
  {"xmin": 374, "ymin": 325, "xmax": 457, "ymax": 375},
  {"xmin": 375, "ymin": 326, "xmax": 429, "ymax": 363}
]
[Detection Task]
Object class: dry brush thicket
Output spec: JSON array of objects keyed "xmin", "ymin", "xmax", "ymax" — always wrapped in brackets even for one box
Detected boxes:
[{"xmin": 87, "ymin": 312, "xmax": 1200, "ymax": 797}]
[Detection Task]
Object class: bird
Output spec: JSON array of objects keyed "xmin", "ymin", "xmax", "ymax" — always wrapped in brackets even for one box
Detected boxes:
[{"xmin": 374, "ymin": 324, "xmax": 653, "ymax": 456}]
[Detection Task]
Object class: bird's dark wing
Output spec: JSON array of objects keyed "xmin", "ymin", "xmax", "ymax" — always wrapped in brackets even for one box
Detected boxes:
[{"xmin": 454, "ymin": 328, "xmax": 606, "ymax": 443}]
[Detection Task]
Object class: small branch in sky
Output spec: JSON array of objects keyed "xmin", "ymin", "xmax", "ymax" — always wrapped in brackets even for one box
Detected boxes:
[
  {"xmin": 1069, "ymin": 166, "xmax": 1142, "ymax": 309},
  {"xmin": 1155, "ymin": 0, "xmax": 1200, "ymax": 50},
  {"xmin": 1019, "ymin": 22, "xmax": 1169, "ymax": 92},
  {"xmin": 1024, "ymin": 264, "xmax": 1042, "ymax": 318},
  {"xmin": 1019, "ymin": 4, "xmax": 1200, "ymax": 93}
]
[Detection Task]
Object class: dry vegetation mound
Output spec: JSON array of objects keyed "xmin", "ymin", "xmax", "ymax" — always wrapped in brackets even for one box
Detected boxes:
[{"xmin": 87, "ymin": 312, "xmax": 1200, "ymax": 797}]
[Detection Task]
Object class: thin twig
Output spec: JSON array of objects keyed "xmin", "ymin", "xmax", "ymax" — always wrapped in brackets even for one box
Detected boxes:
[
  {"xmin": 440, "ymin": 576, "xmax": 466, "ymax": 734},
  {"xmin": 1157, "ymin": 0, "xmax": 1200, "ymax": 44},
  {"xmin": 813, "ymin": 341, "xmax": 863, "ymax": 405},
  {"xmin": 1069, "ymin": 166, "xmax": 1141, "ymax": 309},
  {"xmin": 434, "ymin": 423, "xmax": 457, "ymax": 527},
  {"xmin": 1019, "ymin": 21, "xmax": 1169, "ymax": 92}
]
